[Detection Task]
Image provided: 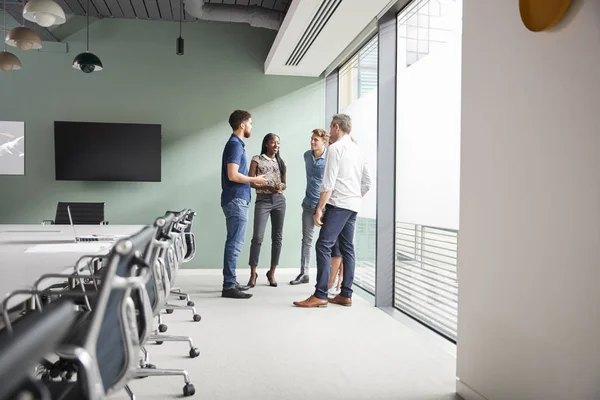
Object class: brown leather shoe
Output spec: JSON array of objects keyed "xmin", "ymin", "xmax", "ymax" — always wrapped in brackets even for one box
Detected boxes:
[
  {"xmin": 328, "ymin": 295, "xmax": 352, "ymax": 307},
  {"xmin": 293, "ymin": 295, "xmax": 328, "ymax": 308}
]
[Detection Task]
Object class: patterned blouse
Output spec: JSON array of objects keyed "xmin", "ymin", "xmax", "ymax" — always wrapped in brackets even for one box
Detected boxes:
[{"xmin": 252, "ymin": 154, "xmax": 283, "ymax": 195}]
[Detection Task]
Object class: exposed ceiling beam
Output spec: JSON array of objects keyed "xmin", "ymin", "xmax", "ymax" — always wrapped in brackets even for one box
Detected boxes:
[{"xmin": 48, "ymin": 14, "xmax": 99, "ymax": 41}]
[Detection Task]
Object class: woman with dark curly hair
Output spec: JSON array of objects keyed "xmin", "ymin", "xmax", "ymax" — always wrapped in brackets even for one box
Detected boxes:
[{"xmin": 247, "ymin": 133, "xmax": 287, "ymax": 288}]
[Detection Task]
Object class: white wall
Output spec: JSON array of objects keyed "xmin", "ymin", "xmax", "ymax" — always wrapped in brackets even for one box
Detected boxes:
[
  {"xmin": 457, "ymin": 1, "xmax": 600, "ymax": 399},
  {"xmin": 396, "ymin": 4, "xmax": 462, "ymax": 230}
]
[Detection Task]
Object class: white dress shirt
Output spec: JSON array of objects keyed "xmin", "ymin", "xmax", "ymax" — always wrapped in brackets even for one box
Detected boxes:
[{"xmin": 320, "ymin": 134, "xmax": 371, "ymax": 213}]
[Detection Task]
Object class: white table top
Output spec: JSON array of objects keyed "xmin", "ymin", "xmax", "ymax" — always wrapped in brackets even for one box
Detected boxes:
[{"xmin": 0, "ymin": 224, "xmax": 145, "ymax": 312}]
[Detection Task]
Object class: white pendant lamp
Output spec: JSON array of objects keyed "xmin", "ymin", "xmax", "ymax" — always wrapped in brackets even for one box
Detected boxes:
[
  {"xmin": 0, "ymin": 0, "xmax": 22, "ymax": 71},
  {"xmin": 22, "ymin": 0, "xmax": 66, "ymax": 27}
]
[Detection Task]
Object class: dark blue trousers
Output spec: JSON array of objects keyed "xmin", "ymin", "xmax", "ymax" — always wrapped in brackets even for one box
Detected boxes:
[{"xmin": 313, "ymin": 204, "xmax": 357, "ymax": 300}]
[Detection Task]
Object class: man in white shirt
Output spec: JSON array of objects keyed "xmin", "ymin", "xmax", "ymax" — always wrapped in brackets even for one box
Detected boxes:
[{"xmin": 294, "ymin": 114, "xmax": 371, "ymax": 308}]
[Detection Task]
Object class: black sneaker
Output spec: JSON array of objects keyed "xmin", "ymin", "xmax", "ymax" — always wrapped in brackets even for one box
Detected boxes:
[
  {"xmin": 289, "ymin": 274, "xmax": 309, "ymax": 285},
  {"xmin": 222, "ymin": 287, "xmax": 253, "ymax": 299}
]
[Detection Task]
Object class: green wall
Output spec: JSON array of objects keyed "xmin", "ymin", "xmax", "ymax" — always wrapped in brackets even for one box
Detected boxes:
[{"xmin": 0, "ymin": 18, "xmax": 324, "ymax": 270}]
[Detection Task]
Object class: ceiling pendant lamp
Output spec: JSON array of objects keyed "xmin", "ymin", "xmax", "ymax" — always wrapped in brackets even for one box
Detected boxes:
[
  {"xmin": 6, "ymin": 11, "xmax": 42, "ymax": 51},
  {"xmin": 0, "ymin": 0, "xmax": 22, "ymax": 71},
  {"xmin": 6, "ymin": 27, "xmax": 42, "ymax": 50},
  {"xmin": 72, "ymin": 0, "xmax": 102, "ymax": 73},
  {"xmin": 176, "ymin": 0, "xmax": 184, "ymax": 55},
  {"xmin": 22, "ymin": 0, "xmax": 66, "ymax": 27}
]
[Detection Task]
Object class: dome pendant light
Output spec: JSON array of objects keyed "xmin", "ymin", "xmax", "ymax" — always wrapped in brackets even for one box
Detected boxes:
[
  {"xmin": 72, "ymin": 0, "xmax": 102, "ymax": 73},
  {"xmin": 6, "ymin": 11, "xmax": 42, "ymax": 51},
  {"xmin": 0, "ymin": 0, "xmax": 22, "ymax": 71},
  {"xmin": 176, "ymin": 0, "xmax": 184, "ymax": 55},
  {"xmin": 6, "ymin": 27, "xmax": 42, "ymax": 50},
  {"xmin": 22, "ymin": 0, "xmax": 66, "ymax": 28}
]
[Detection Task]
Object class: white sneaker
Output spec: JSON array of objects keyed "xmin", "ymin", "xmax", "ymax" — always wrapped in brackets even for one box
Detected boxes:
[{"xmin": 328, "ymin": 286, "xmax": 341, "ymax": 297}]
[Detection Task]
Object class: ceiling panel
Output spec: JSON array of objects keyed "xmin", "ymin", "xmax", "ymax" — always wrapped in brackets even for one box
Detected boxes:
[
  {"xmin": 144, "ymin": 0, "xmax": 161, "ymax": 19},
  {"xmin": 103, "ymin": 0, "xmax": 125, "ymax": 17},
  {"xmin": 63, "ymin": 0, "xmax": 85, "ymax": 15},
  {"xmin": 157, "ymin": 0, "xmax": 172, "ymax": 20},
  {"xmin": 129, "ymin": 0, "xmax": 148, "ymax": 19},
  {"xmin": 0, "ymin": 0, "xmax": 291, "ymax": 42},
  {"xmin": 91, "ymin": 0, "xmax": 112, "ymax": 17}
]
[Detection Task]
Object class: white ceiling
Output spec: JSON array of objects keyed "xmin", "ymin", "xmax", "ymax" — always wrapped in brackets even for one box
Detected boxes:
[{"xmin": 264, "ymin": 0, "xmax": 395, "ymax": 77}]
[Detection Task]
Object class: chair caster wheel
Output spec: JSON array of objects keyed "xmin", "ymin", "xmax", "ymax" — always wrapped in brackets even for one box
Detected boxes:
[
  {"xmin": 155, "ymin": 341, "xmax": 164, "ymax": 345},
  {"xmin": 187, "ymin": 301, "xmax": 195, "ymax": 307},
  {"xmin": 179, "ymin": 295, "xmax": 186, "ymax": 300},
  {"xmin": 183, "ymin": 383, "xmax": 195, "ymax": 396},
  {"xmin": 189, "ymin": 347, "xmax": 200, "ymax": 358},
  {"xmin": 159, "ymin": 324, "xmax": 168, "ymax": 333},
  {"xmin": 193, "ymin": 314, "xmax": 201, "ymax": 322},
  {"xmin": 166, "ymin": 309, "xmax": 174, "ymax": 314}
]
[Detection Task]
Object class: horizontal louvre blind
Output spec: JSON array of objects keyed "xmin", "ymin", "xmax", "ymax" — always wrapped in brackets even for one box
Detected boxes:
[{"xmin": 394, "ymin": 222, "xmax": 458, "ymax": 340}]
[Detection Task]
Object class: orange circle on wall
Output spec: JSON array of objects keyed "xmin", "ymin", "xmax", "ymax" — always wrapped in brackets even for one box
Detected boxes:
[{"xmin": 519, "ymin": 0, "xmax": 572, "ymax": 32}]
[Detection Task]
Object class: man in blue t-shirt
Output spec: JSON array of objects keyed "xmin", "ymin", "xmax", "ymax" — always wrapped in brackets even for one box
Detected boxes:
[
  {"xmin": 221, "ymin": 110, "xmax": 267, "ymax": 299},
  {"xmin": 290, "ymin": 129, "xmax": 343, "ymax": 287}
]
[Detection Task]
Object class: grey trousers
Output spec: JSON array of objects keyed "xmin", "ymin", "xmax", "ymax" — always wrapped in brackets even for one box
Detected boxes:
[
  {"xmin": 300, "ymin": 205, "xmax": 340, "ymax": 275},
  {"xmin": 300, "ymin": 205, "xmax": 316, "ymax": 275},
  {"xmin": 249, "ymin": 193, "xmax": 286, "ymax": 267}
]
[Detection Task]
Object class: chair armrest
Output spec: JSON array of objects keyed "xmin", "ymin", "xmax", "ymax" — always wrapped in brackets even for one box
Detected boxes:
[{"xmin": 32, "ymin": 273, "xmax": 103, "ymax": 312}]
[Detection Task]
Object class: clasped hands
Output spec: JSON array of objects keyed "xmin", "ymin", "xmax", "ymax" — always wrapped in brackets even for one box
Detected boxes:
[{"xmin": 255, "ymin": 177, "xmax": 284, "ymax": 193}]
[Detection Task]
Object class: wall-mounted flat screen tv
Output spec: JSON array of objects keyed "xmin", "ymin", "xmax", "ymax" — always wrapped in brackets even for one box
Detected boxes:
[{"xmin": 54, "ymin": 121, "xmax": 161, "ymax": 182}]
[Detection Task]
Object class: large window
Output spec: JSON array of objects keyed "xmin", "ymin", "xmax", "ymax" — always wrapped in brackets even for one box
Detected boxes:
[
  {"xmin": 338, "ymin": 36, "xmax": 378, "ymax": 294},
  {"xmin": 394, "ymin": 0, "xmax": 462, "ymax": 340}
]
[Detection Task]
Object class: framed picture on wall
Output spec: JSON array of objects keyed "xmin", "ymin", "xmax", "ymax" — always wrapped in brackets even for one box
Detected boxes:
[{"xmin": 0, "ymin": 121, "xmax": 25, "ymax": 175}]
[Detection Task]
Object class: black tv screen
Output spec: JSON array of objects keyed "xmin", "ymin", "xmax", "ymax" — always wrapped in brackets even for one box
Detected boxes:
[{"xmin": 54, "ymin": 121, "xmax": 162, "ymax": 182}]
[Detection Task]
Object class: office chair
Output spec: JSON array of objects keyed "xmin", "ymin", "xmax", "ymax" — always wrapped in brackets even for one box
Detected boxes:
[
  {"xmin": 161, "ymin": 214, "xmax": 201, "ymax": 323},
  {"xmin": 33, "ymin": 227, "xmax": 160, "ymax": 399},
  {"xmin": 130, "ymin": 216, "xmax": 197, "ymax": 398},
  {"xmin": 43, "ymin": 202, "xmax": 108, "ymax": 225},
  {"xmin": 0, "ymin": 298, "xmax": 77, "ymax": 400},
  {"xmin": 167, "ymin": 210, "xmax": 196, "ymax": 302},
  {"xmin": 141, "ymin": 215, "xmax": 200, "ymax": 357}
]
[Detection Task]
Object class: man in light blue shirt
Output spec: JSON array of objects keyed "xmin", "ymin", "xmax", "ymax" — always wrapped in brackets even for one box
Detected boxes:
[{"xmin": 290, "ymin": 129, "xmax": 342, "ymax": 285}]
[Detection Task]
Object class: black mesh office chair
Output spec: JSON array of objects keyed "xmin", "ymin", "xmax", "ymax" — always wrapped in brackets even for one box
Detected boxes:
[
  {"xmin": 43, "ymin": 202, "xmax": 108, "ymax": 225},
  {"xmin": 0, "ymin": 299, "xmax": 77, "ymax": 400},
  {"xmin": 36, "ymin": 227, "xmax": 161, "ymax": 399},
  {"xmin": 166, "ymin": 210, "xmax": 197, "ymax": 303},
  {"xmin": 142, "ymin": 214, "xmax": 199, "ymax": 356}
]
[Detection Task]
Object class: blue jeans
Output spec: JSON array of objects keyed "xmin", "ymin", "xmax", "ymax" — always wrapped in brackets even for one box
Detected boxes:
[
  {"xmin": 314, "ymin": 204, "xmax": 357, "ymax": 300},
  {"xmin": 222, "ymin": 198, "xmax": 249, "ymax": 289}
]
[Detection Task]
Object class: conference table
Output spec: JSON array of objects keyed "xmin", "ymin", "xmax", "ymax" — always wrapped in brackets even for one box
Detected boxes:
[{"xmin": 0, "ymin": 224, "xmax": 145, "ymax": 314}]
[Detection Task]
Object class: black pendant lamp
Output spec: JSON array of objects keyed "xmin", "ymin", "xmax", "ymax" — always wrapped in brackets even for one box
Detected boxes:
[
  {"xmin": 72, "ymin": 0, "xmax": 102, "ymax": 73},
  {"xmin": 176, "ymin": 0, "xmax": 184, "ymax": 55}
]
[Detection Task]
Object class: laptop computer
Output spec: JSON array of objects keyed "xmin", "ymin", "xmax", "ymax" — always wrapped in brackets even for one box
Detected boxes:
[{"xmin": 67, "ymin": 206, "xmax": 118, "ymax": 243}]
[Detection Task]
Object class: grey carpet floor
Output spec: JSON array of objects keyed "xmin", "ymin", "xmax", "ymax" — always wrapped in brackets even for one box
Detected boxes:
[{"xmin": 109, "ymin": 269, "xmax": 458, "ymax": 400}]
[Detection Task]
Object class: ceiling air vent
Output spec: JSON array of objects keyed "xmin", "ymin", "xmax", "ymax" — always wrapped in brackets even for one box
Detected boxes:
[{"xmin": 285, "ymin": 0, "xmax": 342, "ymax": 67}]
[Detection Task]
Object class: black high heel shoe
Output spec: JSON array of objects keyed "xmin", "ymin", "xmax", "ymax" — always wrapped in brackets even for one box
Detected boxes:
[
  {"xmin": 266, "ymin": 270, "xmax": 278, "ymax": 287},
  {"xmin": 247, "ymin": 272, "xmax": 258, "ymax": 288}
]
